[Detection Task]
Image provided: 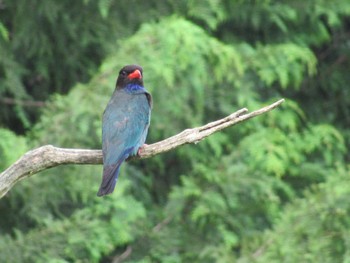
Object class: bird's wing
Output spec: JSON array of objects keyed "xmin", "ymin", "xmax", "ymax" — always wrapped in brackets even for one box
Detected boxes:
[{"xmin": 133, "ymin": 90, "xmax": 152, "ymax": 154}]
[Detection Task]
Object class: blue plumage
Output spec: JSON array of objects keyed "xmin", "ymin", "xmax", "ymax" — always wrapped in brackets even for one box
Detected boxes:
[{"xmin": 97, "ymin": 65, "xmax": 152, "ymax": 196}]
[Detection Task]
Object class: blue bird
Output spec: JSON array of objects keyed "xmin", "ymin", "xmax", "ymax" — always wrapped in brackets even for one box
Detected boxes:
[{"xmin": 97, "ymin": 65, "xmax": 152, "ymax": 196}]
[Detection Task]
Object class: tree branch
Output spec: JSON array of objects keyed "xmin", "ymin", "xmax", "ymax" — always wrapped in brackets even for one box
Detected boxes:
[
  {"xmin": 0, "ymin": 97, "xmax": 47, "ymax": 107},
  {"xmin": 0, "ymin": 99, "xmax": 284, "ymax": 198}
]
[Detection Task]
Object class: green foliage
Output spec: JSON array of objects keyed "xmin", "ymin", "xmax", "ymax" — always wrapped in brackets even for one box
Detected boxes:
[
  {"xmin": 251, "ymin": 44, "xmax": 317, "ymax": 88},
  {"xmin": 240, "ymin": 167, "xmax": 350, "ymax": 263},
  {"xmin": 239, "ymin": 122, "xmax": 345, "ymax": 178},
  {"xmin": 0, "ymin": 178, "xmax": 146, "ymax": 263},
  {"xmin": 0, "ymin": 0, "xmax": 176, "ymax": 131},
  {"xmin": 0, "ymin": 128, "xmax": 27, "ymax": 171},
  {"xmin": 1, "ymin": 0, "xmax": 350, "ymax": 262},
  {"xmin": 0, "ymin": 22, "xmax": 9, "ymax": 41}
]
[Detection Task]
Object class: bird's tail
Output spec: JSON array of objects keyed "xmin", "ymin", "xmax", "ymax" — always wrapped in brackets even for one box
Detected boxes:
[
  {"xmin": 97, "ymin": 147, "xmax": 134, "ymax": 197},
  {"xmin": 97, "ymin": 162, "xmax": 122, "ymax": 196}
]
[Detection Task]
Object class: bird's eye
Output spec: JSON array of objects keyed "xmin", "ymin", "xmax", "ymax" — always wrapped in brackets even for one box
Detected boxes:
[{"xmin": 120, "ymin": 70, "xmax": 127, "ymax": 76}]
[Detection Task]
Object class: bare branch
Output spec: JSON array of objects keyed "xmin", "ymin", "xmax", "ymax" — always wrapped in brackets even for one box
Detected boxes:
[
  {"xmin": 0, "ymin": 97, "xmax": 47, "ymax": 107},
  {"xmin": 112, "ymin": 245, "xmax": 132, "ymax": 263},
  {"xmin": 0, "ymin": 99, "xmax": 284, "ymax": 198}
]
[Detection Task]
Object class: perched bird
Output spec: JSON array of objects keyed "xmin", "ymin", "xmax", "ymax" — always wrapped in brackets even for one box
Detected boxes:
[{"xmin": 97, "ymin": 64, "xmax": 152, "ymax": 196}]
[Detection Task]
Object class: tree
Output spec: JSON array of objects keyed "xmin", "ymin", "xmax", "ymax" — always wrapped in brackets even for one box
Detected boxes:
[{"xmin": 0, "ymin": 1, "xmax": 349, "ymax": 262}]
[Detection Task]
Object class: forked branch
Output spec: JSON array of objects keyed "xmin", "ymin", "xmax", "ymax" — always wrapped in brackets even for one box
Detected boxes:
[{"xmin": 0, "ymin": 99, "xmax": 284, "ymax": 198}]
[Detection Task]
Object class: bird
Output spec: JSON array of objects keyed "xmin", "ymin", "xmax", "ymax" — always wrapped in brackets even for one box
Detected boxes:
[{"xmin": 97, "ymin": 64, "xmax": 152, "ymax": 196}]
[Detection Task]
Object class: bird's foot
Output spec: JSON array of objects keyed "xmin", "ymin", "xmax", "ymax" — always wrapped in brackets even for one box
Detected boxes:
[{"xmin": 137, "ymin": 144, "xmax": 148, "ymax": 156}]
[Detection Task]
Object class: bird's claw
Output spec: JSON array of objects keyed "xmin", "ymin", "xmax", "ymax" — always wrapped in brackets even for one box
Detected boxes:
[{"xmin": 137, "ymin": 144, "xmax": 148, "ymax": 156}]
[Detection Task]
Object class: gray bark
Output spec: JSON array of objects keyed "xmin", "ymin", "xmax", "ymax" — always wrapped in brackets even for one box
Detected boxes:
[{"xmin": 0, "ymin": 99, "xmax": 284, "ymax": 198}]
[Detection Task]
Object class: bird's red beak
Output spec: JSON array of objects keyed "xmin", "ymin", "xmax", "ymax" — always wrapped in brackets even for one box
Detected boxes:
[{"xmin": 128, "ymin": 69, "xmax": 142, "ymax": 79}]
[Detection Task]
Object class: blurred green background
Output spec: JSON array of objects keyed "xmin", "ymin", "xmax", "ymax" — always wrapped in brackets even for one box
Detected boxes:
[{"xmin": 0, "ymin": 0, "xmax": 350, "ymax": 262}]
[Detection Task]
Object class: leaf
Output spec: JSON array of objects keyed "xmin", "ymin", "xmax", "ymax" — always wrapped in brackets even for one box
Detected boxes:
[{"xmin": 0, "ymin": 22, "xmax": 9, "ymax": 41}]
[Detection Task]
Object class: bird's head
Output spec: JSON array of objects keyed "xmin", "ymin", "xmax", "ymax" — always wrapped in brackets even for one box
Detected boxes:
[{"xmin": 116, "ymin": 64, "xmax": 143, "ymax": 89}]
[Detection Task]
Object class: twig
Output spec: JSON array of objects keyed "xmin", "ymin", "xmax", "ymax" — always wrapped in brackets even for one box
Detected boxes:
[
  {"xmin": 252, "ymin": 238, "xmax": 274, "ymax": 259},
  {"xmin": 112, "ymin": 216, "xmax": 174, "ymax": 262},
  {"xmin": 0, "ymin": 97, "xmax": 47, "ymax": 107},
  {"xmin": 0, "ymin": 99, "xmax": 284, "ymax": 198},
  {"xmin": 112, "ymin": 246, "xmax": 132, "ymax": 263},
  {"xmin": 152, "ymin": 216, "xmax": 173, "ymax": 233}
]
